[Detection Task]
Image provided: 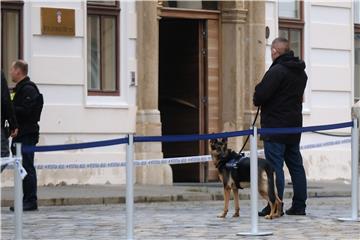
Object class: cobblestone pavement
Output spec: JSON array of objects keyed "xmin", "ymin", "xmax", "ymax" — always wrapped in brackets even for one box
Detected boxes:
[{"xmin": 1, "ymin": 197, "xmax": 359, "ymax": 240}]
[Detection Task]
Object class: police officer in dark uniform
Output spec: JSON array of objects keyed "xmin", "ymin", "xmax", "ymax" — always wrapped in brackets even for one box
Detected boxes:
[{"xmin": 9, "ymin": 60, "xmax": 42, "ymax": 211}]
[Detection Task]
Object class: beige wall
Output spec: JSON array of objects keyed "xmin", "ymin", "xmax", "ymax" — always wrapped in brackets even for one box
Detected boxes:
[{"xmin": 220, "ymin": 0, "xmax": 265, "ymax": 151}]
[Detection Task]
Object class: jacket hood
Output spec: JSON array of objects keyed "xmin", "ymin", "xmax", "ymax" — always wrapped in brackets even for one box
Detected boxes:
[
  {"xmin": 14, "ymin": 76, "xmax": 30, "ymax": 91},
  {"xmin": 273, "ymin": 51, "xmax": 306, "ymax": 72}
]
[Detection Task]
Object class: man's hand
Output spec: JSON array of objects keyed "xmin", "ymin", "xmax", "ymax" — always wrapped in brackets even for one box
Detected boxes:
[{"xmin": 10, "ymin": 128, "xmax": 18, "ymax": 138}]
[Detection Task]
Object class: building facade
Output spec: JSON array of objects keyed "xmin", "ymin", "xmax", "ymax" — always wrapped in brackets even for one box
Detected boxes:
[
  {"xmin": 1, "ymin": 0, "xmax": 359, "ymax": 186},
  {"xmin": 135, "ymin": 0, "xmax": 265, "ymax": 184},
  {"xmin": 265, "ymin": 0, "xmax": 359, "ymax": 180},
  {"xmin": 1, "ymin": 0, "xmax": 137, "ymax": 186}
]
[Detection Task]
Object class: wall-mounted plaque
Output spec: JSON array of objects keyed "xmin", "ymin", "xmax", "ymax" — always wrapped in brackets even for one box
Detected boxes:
[{"xmin": 41, "ymin": 7, "xmax": 75, "ymax": 36}]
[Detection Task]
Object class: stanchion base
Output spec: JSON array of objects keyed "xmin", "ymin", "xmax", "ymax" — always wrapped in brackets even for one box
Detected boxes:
[
  {"xmin": 337, "ymin": 217, "xmax": 360, "ymax": 222},
  {"xmin": 236, "ymin": 231, "xmax": 273, "ymax": 236}
]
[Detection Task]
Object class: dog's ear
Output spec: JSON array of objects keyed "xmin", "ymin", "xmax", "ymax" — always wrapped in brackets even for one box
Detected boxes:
[{"xmin": 221, "ymin": 138, "xmax": 228, "ymax": 143}]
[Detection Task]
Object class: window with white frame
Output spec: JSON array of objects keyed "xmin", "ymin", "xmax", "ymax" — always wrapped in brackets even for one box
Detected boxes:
[
  {"xmin": 1, "ymin": 1, "xmax": 23, "ymax": 87},
  {"xmin": 355, "ymin": 0, "xmax": 360, "ymax": 24},
  {"xmin": 87, "ymin": 1, "xmax": 120, "ymax": 96},
  {"xmin": 278, "ymin": 0, "xmax": 304, "ymax": 59}
]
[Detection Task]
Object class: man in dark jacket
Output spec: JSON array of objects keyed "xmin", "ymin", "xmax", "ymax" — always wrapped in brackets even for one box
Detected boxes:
[
  {"xmin": 1, "ymin": 70, "xmax": 18, "ymax": 164},
  {"xmin": 253, "ymin": 37, "xmax": 307, "ymax": 216},
  {"xmin": 9, "ymin": 60, "xmax": 41, "ymax": 211}
]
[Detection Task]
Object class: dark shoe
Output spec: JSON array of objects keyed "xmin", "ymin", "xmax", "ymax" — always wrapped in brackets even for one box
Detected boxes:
[
  {"xmin": 10, "ymin": 203, "xmax": 38, "ymax": 212},
  {"xmin": 258, "ymin": 204, "xmax": 270, "ymax": 216},
  {"xmin": 286, "ymin": 206, "xmax": 306, "ymax": 215},
  {"xmin": 259, "ymin": 203, "xmax": 284, "ymax": 217}
]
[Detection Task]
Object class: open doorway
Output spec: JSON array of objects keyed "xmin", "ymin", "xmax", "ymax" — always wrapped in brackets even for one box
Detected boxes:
[{"xmin": 159, "ymin": 18, "xmax": 208, "ymax": 182}]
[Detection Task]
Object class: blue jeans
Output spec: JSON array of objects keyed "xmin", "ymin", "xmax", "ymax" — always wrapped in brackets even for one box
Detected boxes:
[{"xmin": 264, "ymin": 141, "xmax": 307, "ymax": 210}]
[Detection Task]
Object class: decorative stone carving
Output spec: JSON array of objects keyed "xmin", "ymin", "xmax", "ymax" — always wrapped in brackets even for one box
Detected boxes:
[{"xmin": 221, "ymin": 8, "xmax": 248, "ymax": 23}]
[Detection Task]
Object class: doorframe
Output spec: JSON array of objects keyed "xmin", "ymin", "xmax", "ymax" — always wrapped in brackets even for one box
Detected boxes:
[
  {"xmin": 160, "ymin": 7, "xmax": 220, "ymax": 20},
  {"xmin": 158, "ymin": 8, "xmax": 220, "ymax": 182},
  {"xmin": 198, "ymin": 20, "xmax": 207, "ymax": 182}
]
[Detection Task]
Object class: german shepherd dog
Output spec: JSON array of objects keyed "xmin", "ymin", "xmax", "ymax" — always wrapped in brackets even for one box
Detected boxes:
[{"xmin": 210, "ymin": 138, "xmax": 282, "ymax": 219}]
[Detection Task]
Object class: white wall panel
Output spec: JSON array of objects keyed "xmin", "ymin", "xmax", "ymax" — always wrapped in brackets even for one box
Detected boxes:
[
  {"xmin": 32, "ymin": 36, "xmax": 83, "ymax": 56},
  {"xmin": 311, "ymin": 5, "xmax": 350, "ymax": 25},
  {"xmin": 39, "ymin": 85, "xmax": 84, "ymax": 105},
  {"xmin": 311, "ymin": 66, "xmax": 351, "ymax": 91},
  {"xmin": 311, "ymin": 1, "xmax": 352, "ymax": 9},
  {"xmin": 312, "ymin": 91, "xmax": 351, "ymax": 108},
  {"xmin": 32, "ymin": 56, "xmax": 84, "ymax": 85},
  {"xmin": 311, "ymin": 24, "xmax": 351, "ymax": 50},
  {"xmin": 40, "ymin": 105, "xmax": 137, "ymax": 133},
  {"xmin": 311, "ymin": 49, "xmax": 351, "ymax": 67},
  {"xmin": 303, "ymin": 107, "xmax": 351, "ymax": 126}
]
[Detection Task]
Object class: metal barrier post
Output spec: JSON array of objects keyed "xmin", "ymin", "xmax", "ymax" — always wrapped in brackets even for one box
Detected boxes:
[
  {"xmin": 14, "ymin": 143, "xmax": 23, "ymax": 240},
  {"xmin": 126, "ymin": 134, "xmax": 134, "ymax": 239},
  {"xmin": 237, "ymin": 127, "xmax": 272, "ymax": 236},
  {"xmin": 338, "ymin": 118, "xmax": 360, "ymax": 222}
]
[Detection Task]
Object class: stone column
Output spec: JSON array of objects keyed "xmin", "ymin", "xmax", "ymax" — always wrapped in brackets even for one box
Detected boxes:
[
  {"xmin": 243, "ymin": 0, "xmax": 266, "ymax": 130},
  {"xmin": 220, "ymin": 0, "xmax": 265, "ymax": 150},
  {"xmin": 135, "ymin": 1, "xmax": 172, "ymax": 185}
]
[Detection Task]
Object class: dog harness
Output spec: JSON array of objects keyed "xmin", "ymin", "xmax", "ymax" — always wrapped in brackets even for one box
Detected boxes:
[
  {"xmin": 216, "ymin": 151, "xmax": 245, "ymax": 170},
  {"xmin": 216, "ymin": 151, "xmax": 251, "ymax": 189}
]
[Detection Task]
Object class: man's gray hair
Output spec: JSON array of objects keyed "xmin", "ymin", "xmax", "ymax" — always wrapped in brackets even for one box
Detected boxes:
[{"xmin": 271, "ymin": 37, "xmax": 290, "ymax": 53}]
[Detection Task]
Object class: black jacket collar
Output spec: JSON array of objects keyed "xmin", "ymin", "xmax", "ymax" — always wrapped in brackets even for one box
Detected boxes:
[
  {"xmin": 14, "ymin": 76, "xmax": 30, "ymax": 92},
  {"xmin": 270, "ymin": 51, "xmax": 306, "ymax": 72}
]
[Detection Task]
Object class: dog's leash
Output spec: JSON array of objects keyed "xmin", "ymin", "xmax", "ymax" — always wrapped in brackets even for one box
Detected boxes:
[{"xmin": 238, "ymin": 107, "xmax": 260, "ymax": 154}]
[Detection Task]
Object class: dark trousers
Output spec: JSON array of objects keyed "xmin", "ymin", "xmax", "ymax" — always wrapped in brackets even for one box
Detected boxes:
[
  {"xmin": 264, "ymin": 141, "xmax": 307, "ymax": 210},
  {"xmin": 1, "ymin": 127, "xmax": 10, "ymax": 172},
  {"xmin": 11, "ymin": 133, "xmax": 39, "ymax": 204},
  {"xmin": 1, "ymin": 127, "xmax": 10, "ymax": 157}
]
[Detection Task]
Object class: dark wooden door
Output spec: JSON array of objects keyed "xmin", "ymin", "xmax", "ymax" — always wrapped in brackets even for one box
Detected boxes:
[{"xmin": 159, "ymin": 18, "xmax": 207, "ymax": 182}]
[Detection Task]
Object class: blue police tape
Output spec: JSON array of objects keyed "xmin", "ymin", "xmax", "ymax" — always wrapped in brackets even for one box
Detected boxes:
[
  {"xmin": 21, "ymin": 121, "xmax": 353, "ymax": 153},
  {"xmin": 22, "ymin": 137, "xmax": 129, "ymax": 153}
]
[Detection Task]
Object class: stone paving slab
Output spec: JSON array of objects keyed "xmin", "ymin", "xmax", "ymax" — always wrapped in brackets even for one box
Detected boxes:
[
  {"xmin": 0, "ymin": 180, "xmax": 353, "ymax": 207},
  {"xmin": 1, "ymin": 197, "xmax": 359, "ymax": 239}
]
